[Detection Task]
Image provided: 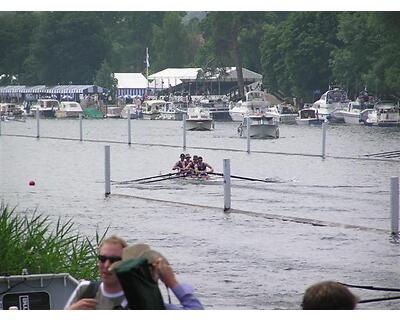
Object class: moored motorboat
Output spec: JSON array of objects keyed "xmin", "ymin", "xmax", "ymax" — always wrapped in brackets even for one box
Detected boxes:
[
  {"xmin": 312, "ymin": 87, "xmax": 349, "ymax": 122},
  {"xmin": 55, "ymin": 101, "xmax": 83, "ymax": 118},
  {"xmin": 105, "ymin": 106, "xmax": 122, "ymax": 118},
  {"xmin": 0, "ymin": 103, "xmax": 24, "ymax": 120},
  {"xmin": 120, "ymin": 104, "xmax": 142, "ymax": 119},
  {"xmin": 30, "ymin": 99, "xmax": 59, "ymax": 118},
  {"xmin": 229, "ymin": 90, "xmax": 271, "ymax": 122},
  {"xmin": 295, "ymin": 108, "xmax": 324, "ymax": 125},
  {"xmin": 141, "ymin": 100, "xmax": 164, "ymax": 120},
  {"xmin": 364, "ymin": 101, "xmax": 400, "ymax": 127},
  {"xmin": 159, "ymin": 102, "xmax": 184, "ymax": 120},
  {"xmin": 185, "ymin": 106, "xmax": 213, "ymax": 131},
  {"xmin": 342, "ymin": 101, "xmax": 374, "ymax": 124},
  {"xmin": 237, "ymin": 114, "xmax": 279, "ymax": 139}
]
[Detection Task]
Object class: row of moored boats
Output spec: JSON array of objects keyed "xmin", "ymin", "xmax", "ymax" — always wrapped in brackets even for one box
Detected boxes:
[{"xmin": 1, "ymin": 88, "xmax": 399, "ymax": 139}]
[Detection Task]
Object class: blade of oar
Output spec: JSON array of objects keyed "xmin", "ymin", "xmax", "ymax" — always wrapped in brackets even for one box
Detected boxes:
[
  {"xmin": 140, "ymin": 174, "xmax": 183, "ymax": 184},
  {"xmin": 116, "ymin": 172, "xmax": 176, "ymax": 184},
  {"xmin": 209, "ymin": 172, "xmax": 279, "ymax": 183}
]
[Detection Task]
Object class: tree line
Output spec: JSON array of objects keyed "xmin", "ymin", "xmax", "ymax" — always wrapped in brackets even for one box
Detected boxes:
[{"xmin": 0, "ymin": 11, "xmax": 398, "ymax": 101}]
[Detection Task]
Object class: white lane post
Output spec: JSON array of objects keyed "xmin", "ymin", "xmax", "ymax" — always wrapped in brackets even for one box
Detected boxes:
[
  {"xmin": 246, "ymin": 116, "xmax": 250, "ymax": 154},
  {"xmin": 321, "ymin": 121, "xmax": 327, "ymax": 159},
  {"xmin": 390, "ymin": 176, "xmax": 399, "ymax": 235},
  {"xmin": 127, "ymin": 109, "xmax": 132, "ymax": 145},
  {"xmin": 223, "ymin": 159, "xmax": 231, "ymax": 212},
  {"xmin": 183, "ymin": 113, "xmax": 187, "ymax": 150},
  {"xmin": 0, "ymin": 116, "xmax": 2, "ymax": 136},
  {"xmin": 105, "ymin": 145, "xmax": 111, "ymax": 196},
  {"xmin": 79, "ymin": 113, "xmax": 83, "ymax": 141},
  {"xmin": 36, "ymin": 108, "xmax": 40, "ymax": 138}
]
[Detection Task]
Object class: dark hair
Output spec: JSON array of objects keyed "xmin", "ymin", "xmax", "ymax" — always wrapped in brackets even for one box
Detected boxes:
[
  {"xmin": 302, "ymin": 281, "xmax": 358, "ymax": 310},
  {"xmin": 180, "ymin": 153, "xmax": 185, "ymax": 158}
]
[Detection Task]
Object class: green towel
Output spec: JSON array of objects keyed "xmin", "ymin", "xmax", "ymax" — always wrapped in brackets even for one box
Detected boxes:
[{"xmin": 115, "ymin": 257, "xmax": 165, "ymax": 310}]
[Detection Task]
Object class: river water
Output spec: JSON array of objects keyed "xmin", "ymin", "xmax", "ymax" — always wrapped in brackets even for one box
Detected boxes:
[{"xmin": 1, "ymin": 118, "xmax": 400, "ymax": 309}]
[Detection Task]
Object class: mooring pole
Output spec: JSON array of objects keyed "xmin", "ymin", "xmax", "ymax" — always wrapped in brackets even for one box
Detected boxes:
[
  {"xmin": 183, "ymin": 113, "xmax": 187, "ymax": 150},
  {"xmin": 223, "ymin": 159, "xmax": 231, "ymax": 212},
  {"xmin": 36, "ymin": 108, "xmax": 40, "ymax": 138},
  {"xmin": 105, "ymin": 145, "xmax": 111, "ymax": 196},
  {"xmin": 391, "ymin": 176, "xmax": 399, "ymax": 235},
  {"xmin": 246, "ymin": 116, "xmax": 250, "ymax": 154},
  {"xmin": 127, "ymin": 109, "xmax": 132, "ymax": 145},
  {"xmin": 322, "ymin": 121, "xmax": 327, "ymax": 159},
  {"xmin": 79, "ymin": 113, "xmax": 83, "ymax": 141}
]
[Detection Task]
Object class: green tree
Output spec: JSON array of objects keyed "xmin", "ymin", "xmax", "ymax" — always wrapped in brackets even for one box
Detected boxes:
[
  {"xmin": 27, "ymin": 12, "xmax": 108, "ymax": 85},
  {"xmin": 198, "ymin": 12, "xmax": 267, "ymax": 97},
  {"xmin": 330, "ymin": 12, "xmax": 379, "ymax": 98},
  {"xmin": 280, "ymin": 12, "xmax": 340, "ymax": 100},
  {"xmin": 95, "ymin": 60, "xmax": 117, "ymax": 101},
  {"xmin": 0, "ymin": 12, "xmax": 38, "ymax": 84},
  {"xmin": 151, "ymin": 12, "xmax": 188, "ymax": 71},
  {"xmin": 101, "ymin": 12, "xmax": 165, "ymax": 73}
]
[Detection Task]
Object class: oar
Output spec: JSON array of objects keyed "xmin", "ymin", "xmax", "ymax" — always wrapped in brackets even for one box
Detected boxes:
[
  {"xmin": 209, "ymin": 172, "xmax": 279, "ymax": 183},
  {"xmin": 364, "ymin": 150, "xmax": 400, "ymax": 157},
  {"xmin": 115, "ymin": 172, "xmax": 176, "ymax": 184},
  {"xmin": 139, "ymin": 174, "xmax": 184, "ymax": 184}
]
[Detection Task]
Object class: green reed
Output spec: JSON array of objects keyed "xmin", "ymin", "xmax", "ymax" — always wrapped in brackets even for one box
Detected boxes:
[{"xmin": 0, "ymin": 203, "xmax": 109, "ymax": 280}]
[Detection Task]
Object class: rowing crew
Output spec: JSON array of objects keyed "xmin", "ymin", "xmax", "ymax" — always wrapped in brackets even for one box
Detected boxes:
[{"xmin": 172, "ymin": 153, "xmax": 214, "ymax": 177}]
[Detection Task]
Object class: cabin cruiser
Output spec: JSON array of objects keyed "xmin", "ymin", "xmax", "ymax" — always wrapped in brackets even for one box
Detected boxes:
[
  {"xmin": 229, "ymin": 90, "xmax": 271, "ymax": 122},
  {"xmin": 342, "ymin": 101, "xmax": 374, "ymax": 124},
  {"xmin": 55, "ymin": 101, "xmax": 83, "ymax": 118},
  {"xmin": 141, "ymin": 100, "xmax": 164, "ymax": 120},
  {"xmin": 0, "ymin": 103, "xmax": 24, "ymax": 120},
  {"xmin": 312, "ymin": 87, "xmax": 349, "ymax": 122},
  {"xmin": 237, "ymin": 114, "xmax": 279, "ymax": 139},
  {"xmin": 197, "ymin": 96, "xmax": 231, "ymax": 121},
  {"xmin": 105, "ymin": 106, "xmax": 122, "ymax": 118},
  {"xmin": 365, "ymin": 101, "xmax": 400, "ymax": 127},
  {"xmin": 159, "ymin": 102, "xmax": 184, "ymax": 120},
  {"xmin": 120, "ymin": 104, "xmax": 142, "ymax": 119},
  {"xmin": 185, "ymin": 106, "xmax": 213, "ymax": 131},
  {"xmin": 30, "ymin": 99, "xmax": 59, "ymax": 118},
  {"xmin": 296, "ymin": 108, "xmax": 324, "ymax": 125}
]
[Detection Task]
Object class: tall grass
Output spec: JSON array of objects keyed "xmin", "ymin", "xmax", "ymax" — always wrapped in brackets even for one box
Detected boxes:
[{"xmin": 0, "ymin": 203, "xmax": 109, "ymax": 280}]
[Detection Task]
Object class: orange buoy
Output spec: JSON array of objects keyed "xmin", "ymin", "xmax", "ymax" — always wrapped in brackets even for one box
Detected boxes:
[{"xmin": 29, "ymin": 180, "xmax": 35, "ymax": 186}]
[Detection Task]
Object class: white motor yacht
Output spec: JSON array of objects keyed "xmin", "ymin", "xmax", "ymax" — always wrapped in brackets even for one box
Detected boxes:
[{"xmin": 237, "ymin": 114, "xmax": 279, "ymax": 139}]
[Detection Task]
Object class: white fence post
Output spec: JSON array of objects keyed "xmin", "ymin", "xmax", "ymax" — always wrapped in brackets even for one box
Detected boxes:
[
  {"xmin": 391, "ymin": 176, "xmax": 399, "ymax": 235},
  {"xmin": 183, "ymin": 113, "xmax": 187, "ymax": 150},
  {"xmin": 105, "ymin": 145, "xmax": 111, "ymax": 196},
  {"xmin": 127, "ymin": 109, "xmax": 132, "ymax": 145},
  {"xmin": 223, "ymin": 159, "xmax": 231, "ymax": 212},
  {"xmin": 36, "ymin": 108, "xmax": 40, "ymax": 138},
  {"xmin": 79, "ymin": 113, "xmax": 83, "ymax": 141},
  {"xmin": 246, "ymin": 116, "xmax": 250, "ymax": 154},
  {"xmin": 322, "ymin": 121, "xmax": 327, "ymax": 159}
]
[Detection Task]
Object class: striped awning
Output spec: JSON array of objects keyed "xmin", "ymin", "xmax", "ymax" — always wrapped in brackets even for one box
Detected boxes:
[{"xmin": 0, "ymin": 85, "xmax": 107, "ymax": 95}]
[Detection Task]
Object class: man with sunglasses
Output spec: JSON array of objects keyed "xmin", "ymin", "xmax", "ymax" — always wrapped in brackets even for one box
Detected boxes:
[{"xmin": 65, "ymin": 235, "xmax": 127, "ymax": 310}]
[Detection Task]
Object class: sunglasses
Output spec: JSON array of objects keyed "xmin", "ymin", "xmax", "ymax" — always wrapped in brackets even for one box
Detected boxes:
[{"xmin": 98, "ymin": 255, "xmax": 122, "ymax": 264}]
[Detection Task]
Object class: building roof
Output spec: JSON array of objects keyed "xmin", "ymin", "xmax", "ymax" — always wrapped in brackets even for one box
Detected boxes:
[
  {"xmin": 114, "ymin": 73, "xmax": 148, "ymax": 89},
  {"xmin": 148, "ymin": 67, "xmax": 262, "ymax": 82}
]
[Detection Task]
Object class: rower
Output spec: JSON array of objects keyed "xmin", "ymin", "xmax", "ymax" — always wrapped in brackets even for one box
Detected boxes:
[
  {"xmin": 184, "ymin": 155, "xmax": 199, "ymax": 176},
  {"xmin": 195, "ymin": 156, "xmax": 213, "ymax": 176},
  {"xmin": 172, "ymin": 153, "xmax": 186, "ymax": 172}
]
